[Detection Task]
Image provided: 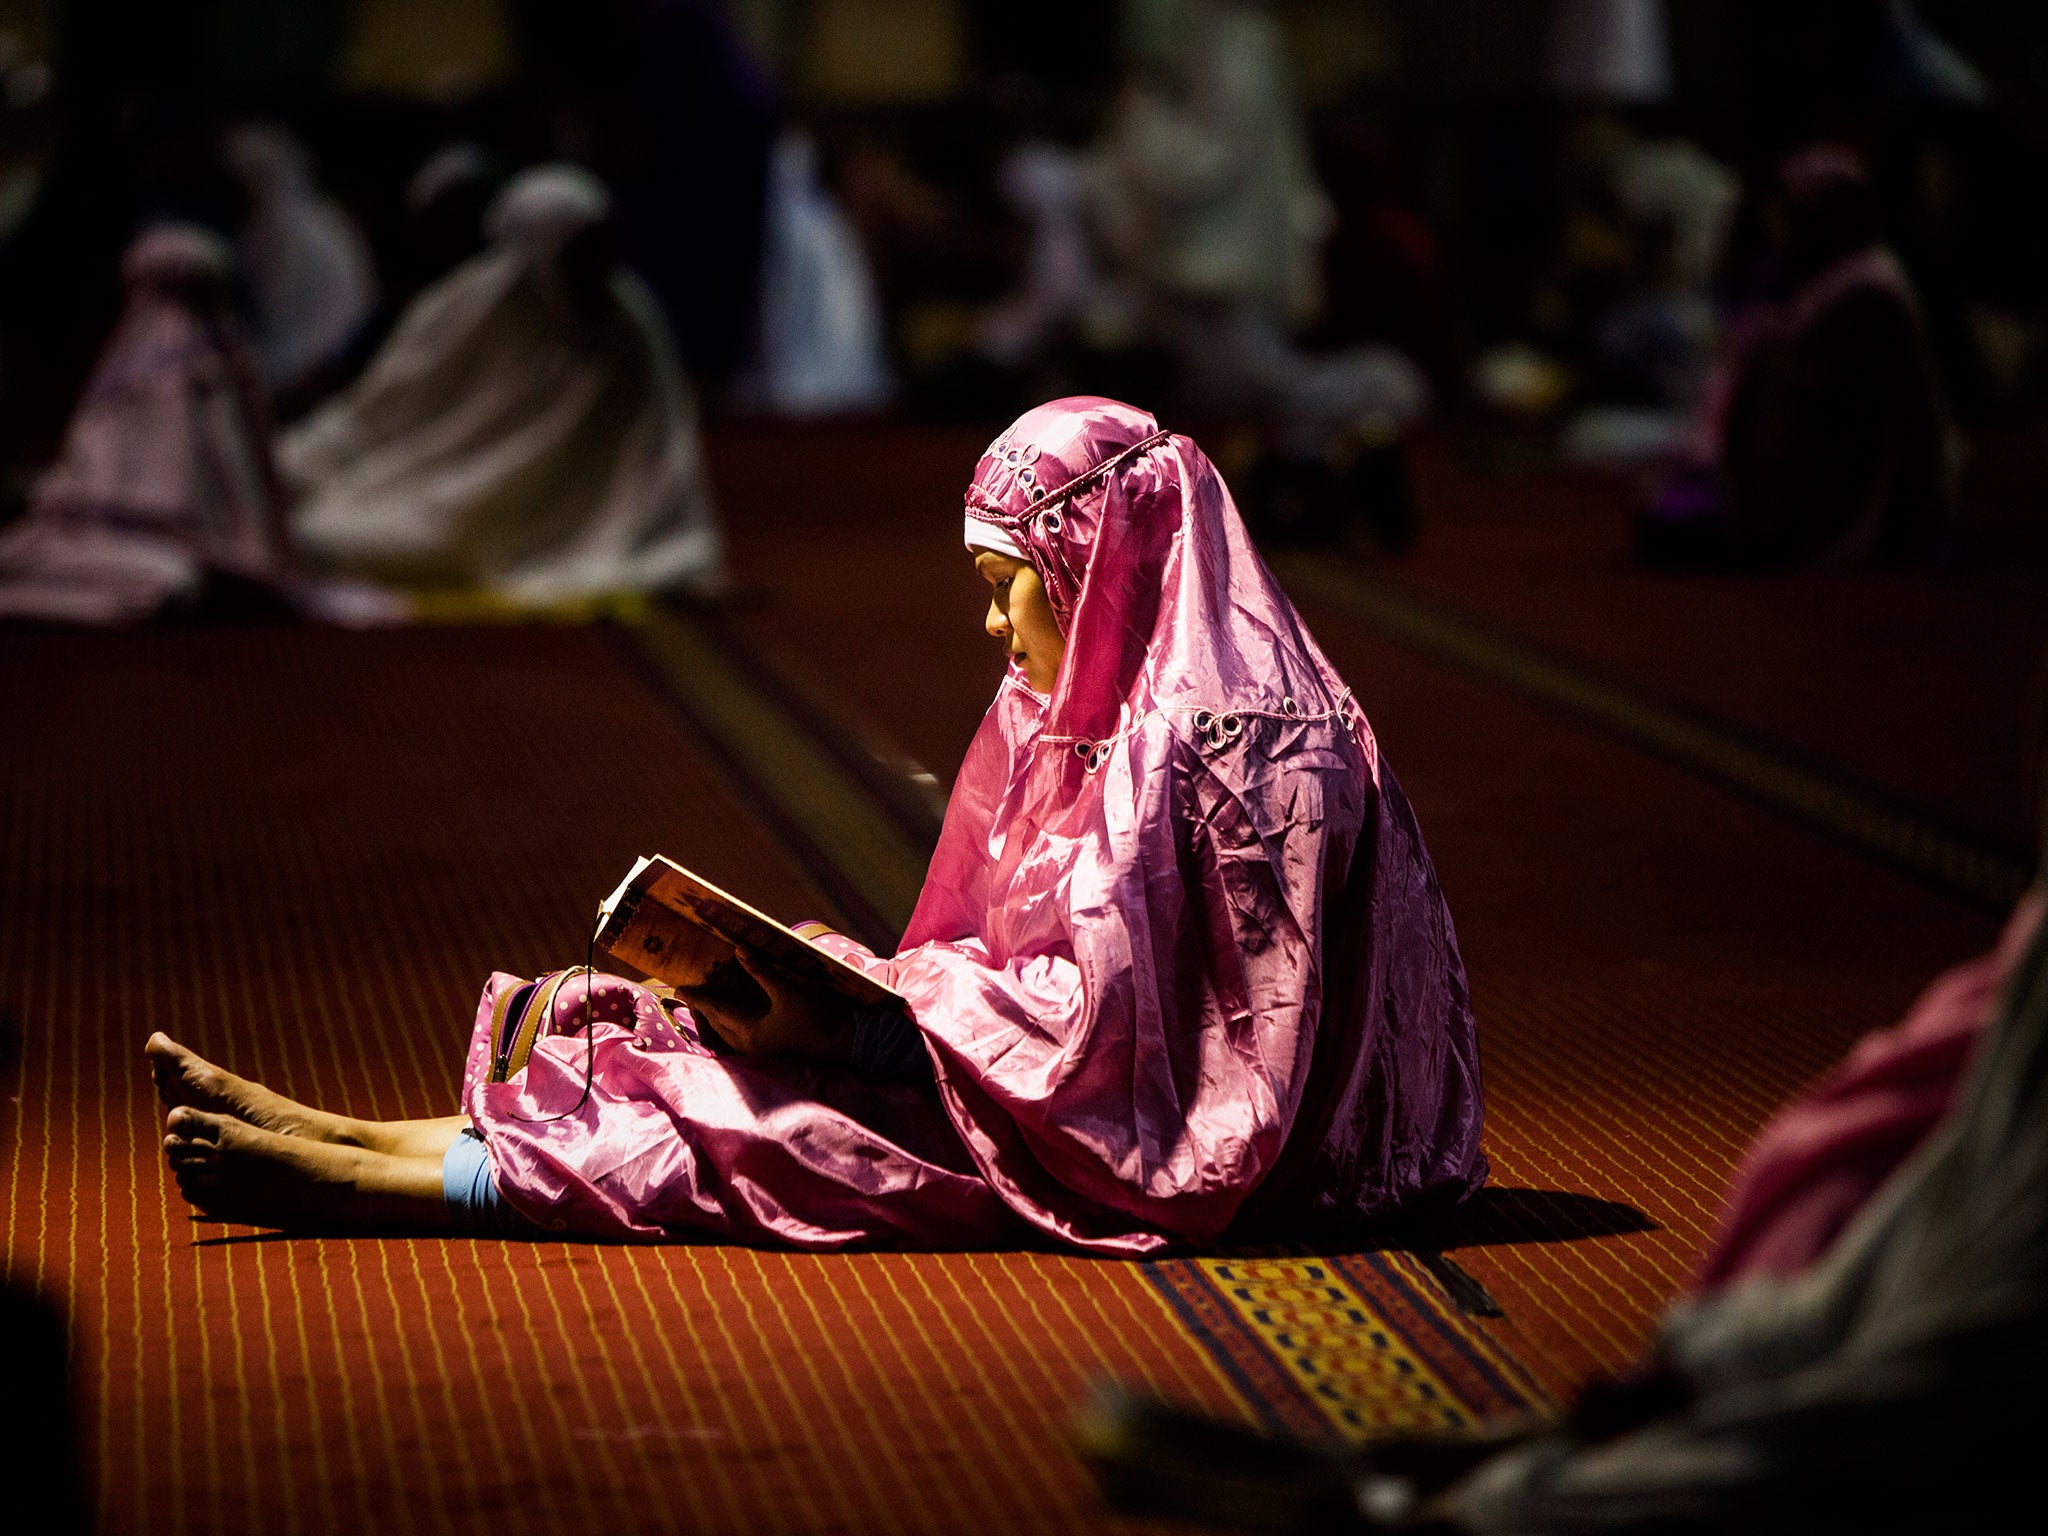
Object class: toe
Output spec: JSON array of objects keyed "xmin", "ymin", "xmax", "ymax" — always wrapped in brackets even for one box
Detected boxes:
[{"xmin": 165, "ymin": 1106, "xmax": 227, "ymax": 1142}]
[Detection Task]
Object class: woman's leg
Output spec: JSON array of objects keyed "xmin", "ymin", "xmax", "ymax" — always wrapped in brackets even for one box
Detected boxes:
[
  {"xmin": 163, "ymin": 1105, "xmax": 459, "ymax": 1232},
  {"xmin": 147, "ymin": 1033, "xmax": 471, "ymax": 1159}
]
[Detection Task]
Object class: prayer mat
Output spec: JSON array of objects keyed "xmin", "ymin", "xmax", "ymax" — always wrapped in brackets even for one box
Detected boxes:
[{"xmin": 1142, "ymin": 1253, "xmax": 1548, "ymax": 1440}]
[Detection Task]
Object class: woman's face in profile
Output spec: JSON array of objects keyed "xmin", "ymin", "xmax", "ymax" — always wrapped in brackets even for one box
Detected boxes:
[{"xmin": 975, "ymin": 550, "xmax": 1065, "ymax": 695}]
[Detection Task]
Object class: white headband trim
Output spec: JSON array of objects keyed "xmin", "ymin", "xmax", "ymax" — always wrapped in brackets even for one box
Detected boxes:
[{"xmin": 964, "ymin": 516, "xmax": 1028, "ymax": 562}]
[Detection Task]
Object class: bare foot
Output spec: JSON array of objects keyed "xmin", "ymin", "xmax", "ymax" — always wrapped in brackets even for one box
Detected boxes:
[
  {"xmin": 162, "ymin": 1107, "xmax": 445, "ymax": 1231},
  {"xmin": 146, "ymin": 1033, "xmax": 356, "ymax": 1145}
]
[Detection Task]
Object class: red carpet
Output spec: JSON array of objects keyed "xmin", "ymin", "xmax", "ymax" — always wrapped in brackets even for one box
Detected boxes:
[
  {"xmin": 1388, "ymin": 433, "xmax": 2048, "ymax": 857},
  {"xmin": 0, "ymin": 624, "xmax": 1254, "ymax": 1534}
]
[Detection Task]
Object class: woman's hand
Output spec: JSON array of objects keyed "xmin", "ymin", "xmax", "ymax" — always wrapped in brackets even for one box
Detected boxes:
[{"xmin": 679, "ymin": 946, "xmax": 854, "ymax": 1063}]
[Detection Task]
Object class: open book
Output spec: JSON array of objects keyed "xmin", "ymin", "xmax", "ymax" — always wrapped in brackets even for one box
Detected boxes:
[{"xmin": 593, "ymin": 855, "xmax": 905, "ymax": 1019}]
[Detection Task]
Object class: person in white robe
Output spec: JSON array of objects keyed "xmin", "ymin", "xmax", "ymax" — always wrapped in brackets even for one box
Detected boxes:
[
  {"xmin": 733, "ymin": 131, "xmax": 894, "ymax": 417},
  {"xmin": 1096, "ymin": 0, "xmax": 1426, "ymax": 454},
  {"xmin": 281, "ymin": 164, "xmax": 725, "ymax": 607}
]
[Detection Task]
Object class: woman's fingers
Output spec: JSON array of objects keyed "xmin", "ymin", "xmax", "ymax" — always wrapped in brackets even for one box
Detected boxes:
[
  {"xmin": 731, "ymin": 945, "xmax": 787, "ymax": 1006},
  {"xmin": 675, "ymin": 988, "xmax": 756, "ymax": 1056}
]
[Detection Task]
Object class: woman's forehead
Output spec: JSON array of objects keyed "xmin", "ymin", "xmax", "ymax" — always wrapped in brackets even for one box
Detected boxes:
[{"xmin": 972, "ymin": 548, "xmax": 1023, "ymax": 573}]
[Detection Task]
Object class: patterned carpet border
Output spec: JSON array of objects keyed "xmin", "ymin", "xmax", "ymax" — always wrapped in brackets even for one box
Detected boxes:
[{"xmin": 1141, "ymin": 1253, "xmax": 1550, "ymax": 1442}]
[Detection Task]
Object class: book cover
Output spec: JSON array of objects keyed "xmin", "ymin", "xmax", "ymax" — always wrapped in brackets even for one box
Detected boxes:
[{"xmin": 592, "ymin": 855, "xmax": 905, "ymax": 1016}]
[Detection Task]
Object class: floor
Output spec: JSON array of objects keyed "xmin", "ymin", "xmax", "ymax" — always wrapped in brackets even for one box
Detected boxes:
[{"xmin": 0, "ymin": 418, "xmax": 2032, "ymax": 1532}]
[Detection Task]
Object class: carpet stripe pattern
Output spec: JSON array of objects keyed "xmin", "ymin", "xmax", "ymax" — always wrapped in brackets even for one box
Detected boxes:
[
  {"xmin": 1269, "ymin": 552, "xmax": 2030, "ymax": 909},
  {"xmin": 0, "ymin": 624, "xmax": 1263, "ymax": 1534}
]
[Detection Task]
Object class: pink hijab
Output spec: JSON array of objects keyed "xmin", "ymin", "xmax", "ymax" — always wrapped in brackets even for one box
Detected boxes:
[{"xmin": 467, "ymin": 396, "xmax": 1485, "ymax": 1251}]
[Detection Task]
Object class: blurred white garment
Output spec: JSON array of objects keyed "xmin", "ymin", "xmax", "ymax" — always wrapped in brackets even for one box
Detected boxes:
[
  {"xmin": 1098, "ymin": 0, "xmax": 1426, "ymax": 447},
  {"xmin": 1548, "ymin": 0, "xmax": 1672, "ymax": 103},
  {"xmin": 0, "ymin": 224, "xmax": 291, "ymax": 623},
  {"xmin": 733, "ymin": 132, "xmax": 893, "ymax": 417},
  {"xmin": 1099, "ymin": 0, "xmax": 1331, "ymax": 328},
  {"xmin": 1610, "ymin": 138, "xmax": 1741, "ymax": 294},
  {"xmin": 1563, "ymin": 404, "xmax": 1686, "ymax": 466},
  {"xmin": 281, "ymin": 164, "xmax": 725, "ymax": 604},
  {"xmin": 1153, "ymin": 300, "xmax": 1428, "ymax": 452},
  {"xmin": 1442, "ymin": 888, "xmax": 2048, "ymax": 1533},
  {"xmin": 975, "ymin": 141, "xmax": 1098, "ymax": 369},
  {"xmin": 224, "ymin": 124, "xmax": 379, "ymax": 392}
]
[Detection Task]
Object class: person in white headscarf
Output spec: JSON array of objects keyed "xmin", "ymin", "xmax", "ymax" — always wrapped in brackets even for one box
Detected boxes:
[
  {"xmin": 733, "ymin": 130, "xmax": 894, "ymax": 416},
  {"xmin": 223, "ymin": 123, "xmax": 379, "ymax": 399},
  {"xmin": 1096, "ymin": 0, "xmax": 1426, "ymax": 455},
  {"xmin": 280, "ymin": 164, "xmax": 725, "ymax": 607},
  {"xmin": 0, "ymin": 224, "xmax": 292, "ymax": 624}
]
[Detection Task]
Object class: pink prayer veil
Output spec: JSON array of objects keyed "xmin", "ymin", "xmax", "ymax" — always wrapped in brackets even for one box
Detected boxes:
[{"xmin": 885, "ymin": 396, "xmax": 1487, "ymax": 1250}]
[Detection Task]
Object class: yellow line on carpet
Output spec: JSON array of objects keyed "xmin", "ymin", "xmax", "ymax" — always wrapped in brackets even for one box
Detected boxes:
[{"xmin": 1269, "ymin": 552, "xmax": 2030, "ymax": 909}]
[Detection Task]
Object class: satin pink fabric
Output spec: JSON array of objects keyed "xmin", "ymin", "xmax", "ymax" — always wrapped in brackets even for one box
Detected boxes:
[
  {"xmin": 465, "ymin": 396, "xmax": 1486, "ymax": 1250},
  {"xmin": 1695, "ymin": 890, "xmax": 2044, "ymax": 1289}
]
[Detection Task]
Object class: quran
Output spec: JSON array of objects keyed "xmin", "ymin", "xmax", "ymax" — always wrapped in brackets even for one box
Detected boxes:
[{"xmin": 593, "ymin": 854, "xmax": 904, "ymax": 1017}]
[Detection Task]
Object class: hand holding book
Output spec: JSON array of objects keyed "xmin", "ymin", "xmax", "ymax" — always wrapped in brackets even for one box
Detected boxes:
[
  {"xmin": 674, "ymin": 944, "xmax": 854, "ymax": 1063},
  {"xmin": 593, "ymin": 856, "xmax": 906, "ymax": 1064}
]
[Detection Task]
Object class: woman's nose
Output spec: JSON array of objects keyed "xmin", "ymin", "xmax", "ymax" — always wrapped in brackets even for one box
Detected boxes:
[{"xmin": 985, "ymin": 600, "xmax": 1008, "ymax": 640}]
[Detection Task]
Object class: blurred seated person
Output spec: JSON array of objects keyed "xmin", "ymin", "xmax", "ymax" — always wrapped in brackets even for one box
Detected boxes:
[
  {"xmin": 0, "ymin": 224, "xmax": 292, "ymax": 624},
  {"xmin": 732, "ymin": 130, "xmax": 894, "ymax": 417},
  {"xmin": 222, "ymin": 123, "xmax": 379, "ymax": 415},
  {"xmin": 1095, "ymin": 0, "xmax": 1428, "ymax": 542},
  {"xmin": 973, "ymin": 139, "xmax": 1100, "ymax": 373},
  {"xmin": 281, "ymin": 164, "xmax": 725, "ymax": 610},
  {"xmin": 1641, "ymin": 146, "xmax": 1948, "ymax": 567}
]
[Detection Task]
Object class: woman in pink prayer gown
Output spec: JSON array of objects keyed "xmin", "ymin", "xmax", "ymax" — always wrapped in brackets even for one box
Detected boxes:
[{"xmin": 152, "ymin": 397, "xmax": 1486, "ymax": 1252}]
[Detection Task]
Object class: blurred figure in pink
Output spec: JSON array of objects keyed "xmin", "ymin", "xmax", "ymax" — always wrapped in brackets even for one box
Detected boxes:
[
  {"xmin": 0, "ymin": 224, "xmax": 292, "ymax": 623},
  {"xmin": 1643, "ymin": 147, "xmax": 1949, "ymax": 566}
]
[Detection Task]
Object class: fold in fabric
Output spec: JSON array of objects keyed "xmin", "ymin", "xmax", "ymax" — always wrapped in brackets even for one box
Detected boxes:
[{"xmin": 467, "ymin": 396, "xmax": 1485, "ymax": 1250}]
